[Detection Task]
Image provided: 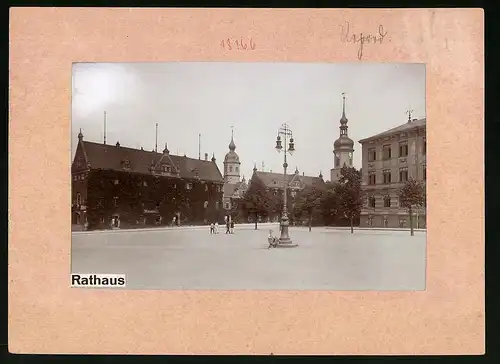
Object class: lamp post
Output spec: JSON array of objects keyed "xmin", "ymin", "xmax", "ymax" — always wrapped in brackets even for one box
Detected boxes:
[{"xmin": 275, "ymin": 123, "xmax": 298, "ymax": 248}]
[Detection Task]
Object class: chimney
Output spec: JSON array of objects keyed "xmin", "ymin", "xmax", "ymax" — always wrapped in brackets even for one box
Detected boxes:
[
  {"xmin": 302, "ymin": 172, "xmax": 304, "ymax": 176},
  {"xmin": 205, "ymin": 153, "xmax": 208, "ymax": 161}
]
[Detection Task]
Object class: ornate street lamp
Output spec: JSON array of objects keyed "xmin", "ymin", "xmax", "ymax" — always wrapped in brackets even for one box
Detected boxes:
[{"xmin": 275, "ymin": 123, "xmax": 298, "ymax": 248}]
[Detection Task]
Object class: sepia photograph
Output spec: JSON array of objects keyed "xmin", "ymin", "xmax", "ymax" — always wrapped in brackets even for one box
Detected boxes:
[{"xmin": 71, "ymin": 62, "xmax": 427, "ymax": 290}]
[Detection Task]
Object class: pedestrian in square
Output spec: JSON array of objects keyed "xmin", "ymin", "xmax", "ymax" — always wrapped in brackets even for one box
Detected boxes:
[
  {"xmin": 214, "ymin": 221, "xmax": 219, "ymax": 234},
  {"xmin": 210, "ymin": 222, "xmax": 215, "ymax": 234},
  {"xmin": 226, "ymin": 221, "xmax": 230, "ymax": 234},
  {"xmin": 230, "ymin": 220, "xmax": 235, "ymax": 234}
]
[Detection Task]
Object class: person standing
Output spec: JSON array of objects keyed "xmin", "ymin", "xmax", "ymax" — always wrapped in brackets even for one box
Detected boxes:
[
  {"xmin": 210, "ymin": 222, "xmax": 215, "ymax": 234},
  {"xmin": 230, "ymin": 220, "xmax": 235, "ymax": 234},
  {"xmin": 214, "ymin": 221, "xmax": 219, "ymax": 234}
]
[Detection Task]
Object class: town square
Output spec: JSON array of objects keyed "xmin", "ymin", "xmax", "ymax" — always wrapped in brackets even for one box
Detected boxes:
[
  {"xmin": 72, "ymin": 224, "xmax": 426, "ymax": 290},
  {"xmin": 71, "ymin": 62, "xmax": 427, "ymax": 290}
]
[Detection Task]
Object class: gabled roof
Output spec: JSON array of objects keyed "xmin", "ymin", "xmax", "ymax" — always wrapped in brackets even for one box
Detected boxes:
[
  {"xmin": 253, "ymin": 171, "xmax": 324, "ymax": 189},
  {"xmin": 223, "ymin": 179, "xmax": 248, "ymax": 198},
  {"xmin": 76, "ymin": 140, "xmax": 223, "ymax": 182},
  {"xmin": 358, "ymin": 118, "xmax": 426, "ymax": 144}
]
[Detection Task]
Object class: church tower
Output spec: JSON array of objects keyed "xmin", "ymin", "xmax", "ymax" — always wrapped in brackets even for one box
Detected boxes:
[
  {"xmin": 223, "ymin": 128, "xmax": 241, "ymax": 184},
  {"xmin": 330, "ymin": 93, "xmax": 355, "ymax": 183}
]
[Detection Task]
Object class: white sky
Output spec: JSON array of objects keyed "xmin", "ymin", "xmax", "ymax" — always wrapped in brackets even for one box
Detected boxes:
[{"xmin": 72, "ymin": 62, "xmax": 425, "ymax": 180}]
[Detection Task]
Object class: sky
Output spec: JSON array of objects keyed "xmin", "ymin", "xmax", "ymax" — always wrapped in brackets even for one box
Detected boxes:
[{"xmin": 72, "ymin": 62, "xmax": 425, "ymax": 181}]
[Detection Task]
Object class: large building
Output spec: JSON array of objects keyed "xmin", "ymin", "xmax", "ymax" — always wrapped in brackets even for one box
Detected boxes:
[
  {"xmin": 71, "ymin": 131, "xmax": 224, "ymax": 230},
  {"xmin": 330, "ymin": 93, "xmax": 355, "ymax": 183},
  {"xmin": 222, "ymin": 130, "xmax": 248, "ymax": 210},
  {"xmin": 249, "ymin": 165, "xmax": 325, "ymax": 222},
  {"xmin": 358, "ymin": 116, "xmax": 427, "ymax": 228}
]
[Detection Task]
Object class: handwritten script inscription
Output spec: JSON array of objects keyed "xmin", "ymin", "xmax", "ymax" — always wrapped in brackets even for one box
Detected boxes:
[
  {"xmin": 340, "ymin": 21, "xmax": 388, "ymax": 60},
  {"xmin": 221, "ymin": 37, "xmax": 256, "ymax": 51}
]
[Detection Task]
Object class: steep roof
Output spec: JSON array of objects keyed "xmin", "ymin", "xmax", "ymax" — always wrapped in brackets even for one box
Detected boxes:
[
  {"xmin": 77, "ymin": 140, "xmax": 223, "ymax": 182},
  {"xmin": 223, "ymin": 179, "xmax": 248, "ymax": 198},
  {"xmin": 358, "ymin": 118, "xmax": 426, "ymax": 144},
  {"xmin": 253, "ymin": 171, "xmax": 324, "ymax": 189}
]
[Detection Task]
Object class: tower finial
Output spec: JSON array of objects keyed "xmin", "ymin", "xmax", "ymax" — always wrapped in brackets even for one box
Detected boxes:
[
  {"xmin": 253, "ymin": 162, "xmax": 257, "ymax": 172},
  {"xmin": 103, "ymin": 110, "xmax": 107, "ymax": 145},
  {"xmin": 211, "ymin": 152, "xmax": 216, "ymax": 162},
  {"xmin": 340, "ymin": 93, "xmax": 348, "ymax": 125},
  {"xmin": 78, "ymin": 128, "xmax": 83, "ymax": 141},
  {"xmin": 406, "ymin": 107, "xmax": 414, "ymax": 123},
  {"xmin": 228, "ymin": 126, "xmax": 236, "ymax": 151}
]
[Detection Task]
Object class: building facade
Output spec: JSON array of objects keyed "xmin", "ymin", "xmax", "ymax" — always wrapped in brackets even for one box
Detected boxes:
[
  {"xmin": 331, "ymin": 94, "xmax": 355, "ymax": 183},
  {"xmin": 250, "ymin": 166, "xmax": 325, "ymax": 222},
  {"xmin": 358, "ymin": 117, "xmax": 427, "ymax": 228},
  {"xmin": 71, "ymin": 131, "xmax": 224, "ymax": 230}
]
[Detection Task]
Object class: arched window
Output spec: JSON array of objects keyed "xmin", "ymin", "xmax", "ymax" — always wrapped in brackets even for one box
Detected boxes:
[
  {"xmin": 335, "ymin": 155, "xmax": 340, "ymax": 167},
  {"xmin": 76, "ymin": 193, "xmax": 81, "ymax": 206},
  {"xmin": 204, "ymin": 201, "xmax": 208, "ymax": 209},
  {"xmin": 229, "ymin": 166, "xmax": 233, "ymax": 172},
  {"xmin": 235, "ymin": 166, "xmax": 239, "ymax": 172}
]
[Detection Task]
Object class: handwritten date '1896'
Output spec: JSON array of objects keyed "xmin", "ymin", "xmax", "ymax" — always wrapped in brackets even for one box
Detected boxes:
[{"xmin": 221, "ymin": 37, "xmax": 256, "ymax": 51}]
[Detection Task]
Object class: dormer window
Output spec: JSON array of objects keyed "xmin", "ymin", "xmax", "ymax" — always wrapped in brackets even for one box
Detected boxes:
[
  {"xmin": 186, "ymin": 182, "xmax": 193, "ymax": 190},
  {"xmin": 76, "ymin": 157, "xmax": 83, "ymax": 168},
  {"xmin": 123, "ymin": 159, "xmax": 131, "ymax": 170},
  {"xmin": 205, "ymin": 184, "xmax": 209, "ymax": 192},
  {"xmin": 273, "ymin": 180, "xmax": 277, "ymax": 185}
]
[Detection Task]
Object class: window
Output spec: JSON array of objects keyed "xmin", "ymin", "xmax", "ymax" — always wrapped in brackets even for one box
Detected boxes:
[
  {"xmin": 205, "ymin": 184, "xmax": 208, "ymax": 192},
  {"xmin": 123, "ymin": 159, "xmax": 131, "ymax": 169},
  {"xmin": 73, "ymin": 175, "xmax": 77, "ymax": 181},
  {"xmin": 382, "ymin": 169, "xmax": 391, "ymax": 184},
  {"xmin": 114, "ymin": 179, "xmax": 119, "ymax": 185},
  {"xmin": 369, "ymin": 196, "xmax": 376, "ymax": 208},
  {"xmin": 383, "ymin": 195, "xmax": 391, "ymax": 208},
  {"xmin": 215, "ymin": 201, "xmax": 219, "ymax": 210},
  {"xmin": 80, "ymin": 174, "xmax": 85, "ymax": 180},
  {"xmin": 235, "ymin": 166, "xmax": 239, "ymax": 172},
  {"xmin": 76, "ymin": 158, "xmax": 83, "ymax": 168},
  {"xmin": 162, "ymin": 164, "xmax": 171, "ymax": 172},
  {"xmin": 76, "ymin": 193, "xmax": 81, "ymax": 206},
  {"xmin": 368, "ymin": 171, "xmax": 376, "ymax": 185},
  {"xmin": 335, "ymin": 154, "xmax": 340, "ymax": 167},
  {"xmin": 399, "ymin": 167, "xmax": 408, "ymax": 182},
  {"xmin": 143, "ymin": 181, "xmax": 148, "ymax": 187},
  {"xmin": 113, "ymin": 196, "xmax": 119, "ymax": 207},
  {"xmin": 186, "ymin": 182, "xmax": 193, "ymax": 190},
  {"xmin": 204, "ymin": 201, "xmax": 208, "ymax": 208},
  {"xmin": 173, "ymin": 183, "xmax": 177, "ymax": 189},
  {"xmin": 98, "ymin": 198, "xmax": 105, "ymax": 208},
  {"xmin": 100, "ymin": 216, "xmax": 105, "ymax": 223},
  {"xmin": 291, "ymin": 191, "xmax": 296, "ymax": 198},
  {"xmin": 368, "ymin": 148, "xmax": 377, "ymax": 162},
  {"xmin": 273, "ymin": 190, "xmax": 278, "ymax": 196},
  {"xmin": 423, "ymin": 139, "xmax": 427, "ymax": 155},
  {"xmin": 273, "ymin": 180, "xmax": 277, "ymax": 185},
  {"xmin": 382, "ymin": 145, "xmax": 391, "ymax": 160},
  {"xmin": 399, "ymin": 141, "xmax": 409, "ymax": 157},
  {"xmin": 225, "ymin": 203, "xmax": 230, "ymax": 209},
  {"xmin": 229, "ymin": 166, "xmax": 233, "ymax": 172},
  {"xmin": 423, "ymin": 165, "xmax": 427, "ymax": 181}
]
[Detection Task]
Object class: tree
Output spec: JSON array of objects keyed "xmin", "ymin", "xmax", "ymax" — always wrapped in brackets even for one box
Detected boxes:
[
  {"xmin": 398, "ymin": 178, "xmax": 426, "ymax": 236},
  {"xmin": 240, "ymin": 176, "xmax": 279, "ymax": 229},
  {"xmin": 293, "ymin": 186, "xmax": 324, "ymax": 231},
  {"xmin": 335, "ymin": 165, "xmax": 363, "ymax": 233}
]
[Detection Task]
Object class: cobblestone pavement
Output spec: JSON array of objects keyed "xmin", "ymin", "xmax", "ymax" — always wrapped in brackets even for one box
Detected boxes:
[{"xmin": 71, "ymin": 226, "xmax": 426, "ymax": 290}]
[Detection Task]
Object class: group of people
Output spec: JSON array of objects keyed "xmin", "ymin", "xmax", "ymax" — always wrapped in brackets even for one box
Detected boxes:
[{"xmin": 209, "ymin": 219, "xmax": 235, "ymax": 234}]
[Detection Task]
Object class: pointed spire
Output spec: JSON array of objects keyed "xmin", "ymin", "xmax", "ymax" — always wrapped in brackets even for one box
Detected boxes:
[
  {"xmin": 253, "ymin": 162, "xmax": 258, "ymax": 173},
  {"xmin": 242, "ymin": 174, "xmax": 246, "ymax": 182},
  {"xmin": 340, "ymin": 92, "xmax": 348, "ymax": 125},
  {"xmin": 116, "ymin": 141, "xmax": 120, "ymax": 147},
  {"xmin": 228, "ymin": 126, "xmax": 236, "ymax": 151},
  {"xmin": 163, "ymin": 142, "xmax": 169, "ymax": 154},
  {"xmin": 78, "ymin": 128, "xmax": 83, "ymax": 141},
  {"xmin": 319, "ymin": 170, "xmax": 323, "ymax": 178},
  {"xmin": 211, "ymin": 152, "xmax": 216, "ymax": 162},
  {"xmin": 295, "ymin": 166, "xmax": 299, "ymax": 174}
]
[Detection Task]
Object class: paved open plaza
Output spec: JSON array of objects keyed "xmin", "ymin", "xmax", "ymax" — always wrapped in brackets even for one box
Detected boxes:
[{"xmin": 71, "ymin": 224, "xmax": 426, "ymax": 290}]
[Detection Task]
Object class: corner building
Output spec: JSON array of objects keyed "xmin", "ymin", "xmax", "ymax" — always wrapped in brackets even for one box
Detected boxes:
[{"xmin": 358, "ymin": 117, "xmax": 427, "ymax": 228}]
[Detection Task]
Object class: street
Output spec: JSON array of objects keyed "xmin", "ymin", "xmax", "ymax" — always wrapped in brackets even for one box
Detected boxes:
[{"xmin": 71, "ymin": 225, "xmax": 426, "ymax": 290}]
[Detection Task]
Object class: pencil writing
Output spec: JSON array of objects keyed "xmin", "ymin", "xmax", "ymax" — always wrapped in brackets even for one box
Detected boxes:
[
  {"xmin": 340, "ymin": 21, "xmax": 388, "ymax": 60},
  {"xmin": 221, "ymin": 37, "xmax": 256, "ymax": 51}
]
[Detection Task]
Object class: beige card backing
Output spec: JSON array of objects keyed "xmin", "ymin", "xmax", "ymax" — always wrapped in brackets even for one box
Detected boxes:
[{"xmin": 9, "ymin": 8, "xmax": 484, "ymax": 355}]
